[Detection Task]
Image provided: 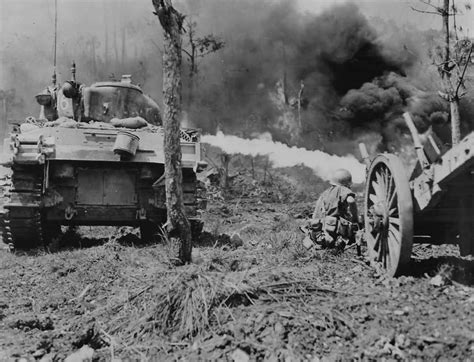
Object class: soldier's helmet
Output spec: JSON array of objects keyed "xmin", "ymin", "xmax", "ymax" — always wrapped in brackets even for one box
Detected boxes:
[{"xmin": 330, "ymin": 168, "xmax": 352, "ymax": 188}]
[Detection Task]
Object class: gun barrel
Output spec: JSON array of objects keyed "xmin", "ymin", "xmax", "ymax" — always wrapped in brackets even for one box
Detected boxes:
[
  {"xmin": 403, "ymin": 113, "xmax": 422, "ymax": 149},
  {"xmin": 358, "ymin": 142, "xmax": 370, "ymax": 168},
  {"xmin": 403, "ymin": 112, "xmax": 430, "ymax": 168}
]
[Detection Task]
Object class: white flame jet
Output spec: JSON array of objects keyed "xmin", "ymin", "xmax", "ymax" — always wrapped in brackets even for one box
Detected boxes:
[{"xmin": 202, "ymin": 132, "xmax": 366, "ymax": 184}]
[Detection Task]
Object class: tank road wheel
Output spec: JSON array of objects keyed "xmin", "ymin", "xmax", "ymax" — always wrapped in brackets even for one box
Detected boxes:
[{"xmin": 364, "ymin": 154, "xmax": 414, "ymax": 277}]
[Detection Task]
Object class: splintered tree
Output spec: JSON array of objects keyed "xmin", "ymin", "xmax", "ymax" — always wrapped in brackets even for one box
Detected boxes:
[
  {"xmin": 152, "ymin": 0, "xmax": 192, "ymax": 264},
  {"xmin": 182, "ymin": 19, "xmax": 224, "ymax": 106},
  {"xmin": 183, "ymin": 20, "xmax": 224, "ymax": 79},
  {"xmin": 412, "ymin": 0, "xmax": 473, "ymax": 145}
]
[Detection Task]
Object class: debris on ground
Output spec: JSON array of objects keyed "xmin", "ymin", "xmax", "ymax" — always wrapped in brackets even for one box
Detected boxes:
[{"xmin": 1, "ymin": 156, "xmax": 473, "ymax": 360}]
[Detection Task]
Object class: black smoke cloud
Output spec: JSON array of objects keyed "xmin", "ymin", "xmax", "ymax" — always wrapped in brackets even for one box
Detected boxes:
[
  {"xmin": 180, "ymin": 0, "xmax": 472, "ymax": 154},
  {"xmin": 2, "ymin": 0, "xmax": 472, "ymax": 155}
]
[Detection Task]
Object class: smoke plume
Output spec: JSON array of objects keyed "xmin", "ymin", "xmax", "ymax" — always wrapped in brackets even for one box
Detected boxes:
[{"xmin": 182, "ymin": 0, "xmax": 473, "ymax": 156}]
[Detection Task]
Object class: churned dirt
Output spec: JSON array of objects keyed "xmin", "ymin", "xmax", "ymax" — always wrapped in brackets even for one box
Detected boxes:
[
  {"xmin": 0, "ymin": 193, "xmax": 473, "ymax": 361},
  {"xmin": 0, "ymin": 155, "xmax": 473, "ymax": 360}
]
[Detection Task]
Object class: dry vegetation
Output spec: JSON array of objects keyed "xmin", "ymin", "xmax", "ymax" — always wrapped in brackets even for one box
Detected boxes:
[{"xmin": 0, "ymin": 157, "xmax": 473, "ymax": 360}]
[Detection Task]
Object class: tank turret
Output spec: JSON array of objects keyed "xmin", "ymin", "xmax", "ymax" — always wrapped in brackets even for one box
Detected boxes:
[{"xmin": 34, "ymin": 64, "xmax": 162, "ymax": 125}]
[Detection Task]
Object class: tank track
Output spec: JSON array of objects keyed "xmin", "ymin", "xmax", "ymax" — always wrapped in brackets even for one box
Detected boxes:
[
  {"xmin": 0, "ymin": 166, "xmax": 44, "ymax": 249},
  {"xmin": 0, "ymin": 172, "xmax": 11, "ymax": 248}
]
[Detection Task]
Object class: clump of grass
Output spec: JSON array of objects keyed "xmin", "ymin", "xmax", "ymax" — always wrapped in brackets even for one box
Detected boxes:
[
  {"xmin": 107, "ymin": 267, "xmax": 254, "ymax": 341},
  {"xmin": 105, "ymin": 263, "xmax": 341, "ymax": 345},
  {"xmin": 267, "ymin": 230, "xmax": 298, "ymax": 251},
  {"xmin": 147, "ymin": 269, "xmax": 254, "ymax": 338}
]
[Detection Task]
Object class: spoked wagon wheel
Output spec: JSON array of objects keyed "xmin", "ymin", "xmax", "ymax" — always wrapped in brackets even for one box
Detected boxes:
[{"xmin": 364, "ymin": 154, "xmax": 413, "ymax": 277}]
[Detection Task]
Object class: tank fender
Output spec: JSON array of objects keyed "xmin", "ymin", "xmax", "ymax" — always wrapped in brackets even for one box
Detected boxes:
[{"xmin": 9, "ymin": 134, "xmax": 56, "ymax": 164}]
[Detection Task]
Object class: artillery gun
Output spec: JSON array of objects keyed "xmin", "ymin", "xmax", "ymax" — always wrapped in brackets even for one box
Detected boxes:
[
  {"xmin": 359, "ymin": 112, "xmax": 473, "ymax": 276},
  {"xmin": 0, "ymin": 65, "xmax": 207, "ymax": 249}
]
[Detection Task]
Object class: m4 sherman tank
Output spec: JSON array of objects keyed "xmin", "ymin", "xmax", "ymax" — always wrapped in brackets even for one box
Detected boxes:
[{"xmin": 0, "ymin": 66, "xmax": 207, "ymax": 249}]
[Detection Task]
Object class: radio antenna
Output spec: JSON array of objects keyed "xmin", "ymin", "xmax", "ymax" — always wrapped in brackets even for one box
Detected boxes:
[{"xmin": 52, "ymin": 0, "xmax": 58, "ymax": 86}]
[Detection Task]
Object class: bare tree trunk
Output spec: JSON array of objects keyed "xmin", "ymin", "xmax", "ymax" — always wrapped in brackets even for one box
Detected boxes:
[
  {"xmin": 442, "ymin": 0, "xmax": 450, "ymax": 74},
  {"xmin": 1, "ymin": 98, "xmax": 7, "ymax": 142},
  {"xmin": 188, "ymin": 43, "xmax": 196, "ymax": 107},
  {"xmin": 103, "ymin": 0, "xmax": 109, "ymax": 64},
  {"xmin": 219, "ymin": 153, "xmax": 230, "ymax": 190},
  {"xmin": 91, "ymin": 39, "xmax": 97, "ymax": 78},
  {"xmin": 297, "ymin": 80, "xmax": 304, "ymax": 130},
  {"xmin": 413, "ymin": 0, "xmax": 470, "ymax": 145},
  {"xmin": 250, "ymin": 157, "xmax": 255, "ymax": 180},
  {"xmin": 153, "ymin": 0, "xmax": 192, "ymax": 264},
  {"xmin": 263, "ymin": 158, "xmax": 269, "ymax": 184},
  {"xmin": 441, "ymin": 0, "xmax": 461, "ymax": 145},
  {"xmin": 121, "ymin": 27, "xmax": 127, "ymax": 66},
  {"xmin": 113, "ymin": 17, "xmax": 119, "ymax": 69},
  {"xmin": 450, "ymin": 97, "xmax": 461, "ymax": 144},
  {"xmin": 184, "ymin": 23, "xmax": 197, "ymax": 108}
]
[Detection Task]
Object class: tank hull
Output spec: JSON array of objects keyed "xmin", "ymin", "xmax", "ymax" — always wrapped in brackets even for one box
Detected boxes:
[{"xmin": 0, "ymin": 125, "xmax": 206, "ymax": 248}]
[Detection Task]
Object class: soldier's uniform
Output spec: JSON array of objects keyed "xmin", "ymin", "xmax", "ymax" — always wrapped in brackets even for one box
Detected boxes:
[{"xmin": 308, "ymin": 169, "xmax": 358, "ymax": 251}]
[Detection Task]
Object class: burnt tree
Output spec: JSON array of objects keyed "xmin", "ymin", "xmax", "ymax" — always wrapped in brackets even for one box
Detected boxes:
[
  {"xmin": 412, "ymin": 0, "xmax": 473, "ymax": 145},
  {"xmin": 182, "ymin": 19, "xmax": 224, "ymax": 107},
  {"xmin": 152, "ymin": 0, "xmax": 192, "ymax": 264}
]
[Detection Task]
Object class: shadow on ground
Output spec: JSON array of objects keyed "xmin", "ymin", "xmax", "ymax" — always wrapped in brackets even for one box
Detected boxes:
[
  {"xmin": 406, "ymin": 256, "xmax": 474, "ymax": 286},
  {"xmin": 5, "ymin": 227, "xmax": 237, "ymax": 256}
]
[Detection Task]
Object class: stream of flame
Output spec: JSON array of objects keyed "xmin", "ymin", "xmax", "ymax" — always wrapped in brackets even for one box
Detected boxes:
[{"xmin": 202, "ymin": 132, "xmax": 366, "ymax": 184}]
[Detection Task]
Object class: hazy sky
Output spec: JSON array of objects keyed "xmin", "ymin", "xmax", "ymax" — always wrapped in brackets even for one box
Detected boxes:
[
  {"xmin": 1, "ymin": 1, "xmax": 472, "ymax": 44},
  {"xmin": 2, "ymin": 0, "xmax": 473, "ymax": 31},
  {"xmin": 1, "ymin": 0, "xmax": 472, "ymax": 90},
  {"xmin": 298, "ymin": 0, "xmax": 473, "ymax": 30}
]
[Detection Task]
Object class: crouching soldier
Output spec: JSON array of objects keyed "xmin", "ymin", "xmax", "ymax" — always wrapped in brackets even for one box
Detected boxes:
[{"xmin": 304, "ymin": 169, "xmax": 359, "ymax": 252}]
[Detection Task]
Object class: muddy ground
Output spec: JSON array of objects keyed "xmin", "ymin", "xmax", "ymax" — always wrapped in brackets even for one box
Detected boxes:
[{"xmin": 0, "ymin": 193, "xmax": 473, "ymax": 361}]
